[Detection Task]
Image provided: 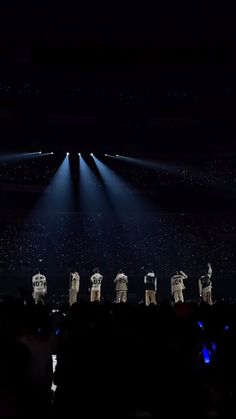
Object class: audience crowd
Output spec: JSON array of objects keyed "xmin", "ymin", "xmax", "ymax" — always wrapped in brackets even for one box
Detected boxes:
[{"xmin": 0, "ymin": 297, "xmax": 236, "ymax": 417}]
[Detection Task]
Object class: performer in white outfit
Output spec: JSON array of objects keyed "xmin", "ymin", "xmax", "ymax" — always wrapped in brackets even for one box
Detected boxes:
[
  {"xmin": 114, "ymin": 270, "xmax": 128, "ymax": 303},
  {"xmin": 32, "ymin": 272, "xmax": 47, "ymax": 304},
  {"xmin": 90, "ymin": 268, "xmax": 103, "ymax": 302},
  {"xmin": 144, "ymin": 270, "xmax": 157, "ymax": 306},
  {"xmin": 199, "ymin": 263, "xmax": 213, "ymax": 305},
  {"xmin": 171, "ymin": 270, "xmax": 188, "ymax": 303},
  {"xmin": 69, "ymin": 271, "xmax": 80, "ymax": 306}
]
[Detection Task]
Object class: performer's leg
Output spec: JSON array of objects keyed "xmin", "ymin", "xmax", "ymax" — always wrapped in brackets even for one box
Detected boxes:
[
  {"xmin": 36, "ymin": 292, "xmax": 44, "ymax": 305},
  {"xmin": 174, "ymin": 291, "xmax": 179, "ymax": 303},
  {"xmin": 148, "ymin": 290, "xmax": 152, "ymax": 305},
  {"xmin": 120, "ymin": 291, "xmax": 126, "ymax": 303},
  {"xmin": 72, "ymin": 290, "xmax": 77, "ymax": 305},
  {"xmin": 150, "ymin": 291, "xmax": 154, "ymax": 304},
  {"xmin": 150, "ymin": 291, "xmax": 157, "ymax": 305},
  {"xmin": 207, "ymin": 291, "xmax": 212, "ymax": 305},
  {"xmin": 149, "ymin": 291, "xmax": 154, "ymax": 304},
  {"xmin": 202, "ymin": 291, "xmax": 207, "ymax": 303},
  {"xmin": 179, "ymin": 290, "xmax": 184, "ymax": 302},
  {"xmin": 209, "ymin": 291, "xmax": 213, "ymax": 306},
  {"xmin": 91, "ymin": 290, "xmax": 99, "ymax": 301},
  {"xmin": 69, "ymin": 291, "xmax": 74, "ymax": 306},
  {"xmin": 154, "ymin": 292, "xmax": 157, "ymax": 305},
  {"xmin": 97, "ymin": 290, "xmax": 101, "ymax": 302},
  {"xmin": 116, "ymin": 291, "xmax": 121, "ymax": 303},
  {"xmin": 145, "ymin": 290, "xmax": 149, "ymax": 306},
  {"xmin": 35, "ymin": 292, "xmax": 41, "ymax": 304}
]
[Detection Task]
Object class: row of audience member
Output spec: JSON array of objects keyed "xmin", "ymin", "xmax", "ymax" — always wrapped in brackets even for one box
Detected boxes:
[{"xmin": 0, "ymin": 296, "xmax": 236, "ymax": 417}]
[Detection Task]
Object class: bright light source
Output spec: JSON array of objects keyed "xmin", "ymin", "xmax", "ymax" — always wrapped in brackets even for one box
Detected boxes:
[
  {"xmin": 39, "ymin": 151, "xmax": 42, "ymax": 154},
  {"xmin": 66, "ymin": 152, "xmax": 70, "ymax": 156},
  {"xmin": 105, "ymin": 154, "xmax": 108, "ymax": 156},
  {"xmin": 202, "ymin": 346, "xmax": 211, "ymax": 364},
  {"xmin": 78, "ymin": 153, "xmax": 81, "ymax": 156},
  {"xmin": 116, "ymin": 154, "xmax": 119, "ymax": 157},
  {"xmin": 90, "ymin": 153, "xmax": 94, "ymax": 156},
  {"xmin": 50, "ymin": 152, "xmax": 54, "ymax": 155}
]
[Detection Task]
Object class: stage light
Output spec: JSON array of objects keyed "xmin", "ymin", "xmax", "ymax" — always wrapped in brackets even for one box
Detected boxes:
[
  {"xmin": 78, "ymin": 153, "xmax": 81, "ymax": 156},
  {"xmin": 211, "ymin": 343, "xmax": 216, "ymax": 352},
  {"xmin": 90, "ymin": 153, "xmax": 94, "ymax": 156},
  {"xmin": 103, "ymin": 153, "xmax": 119, "ymax": 159},
  {"xmin": 66, "ymin": 152, "xmax": 70, "ymax": 156},
  {"xmin": 39, "ymin": 151, "xmax": 42, "ymax": 154},
  {"xmin": 50, "ymin": 152, "xmax": 54, "ymax": 155},
  {"xmin": 202, "ymin": 345, "xmax": 211, "ymax": 364}
]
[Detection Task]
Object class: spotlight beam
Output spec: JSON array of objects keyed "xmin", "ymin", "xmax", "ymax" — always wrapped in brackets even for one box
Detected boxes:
[
  {"xmin": 79, "ymin": 154, "xmax": 110, "ymax": 213},
  {"xmin": 116, "ymin": 155, "xmax": 232, "ymax": 193},
  {"xmin": 92, "ymin": 155, "xmax": 152, "ymax": 214},
  {"xmin": 29, "ymin": 155, "xmax": 75, "ymax": 220},
  {"xmin": 0, "ymin": 152, "xmax": 50, "ymax": 161}
]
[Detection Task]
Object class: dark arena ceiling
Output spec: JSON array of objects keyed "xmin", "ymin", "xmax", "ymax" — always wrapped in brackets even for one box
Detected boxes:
[
  {"xmin": 0, "ymin": 68, "xmax": 236, "ymax": 156},
  {"xmin": 0, "ymin": 1, "xmax": 236, "ymax": 155}
]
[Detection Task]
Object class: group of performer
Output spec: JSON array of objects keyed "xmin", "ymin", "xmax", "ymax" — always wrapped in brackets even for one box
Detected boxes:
[{"xmin": 32, "ymin": 263, "xmax": 213, "ymax": 306}]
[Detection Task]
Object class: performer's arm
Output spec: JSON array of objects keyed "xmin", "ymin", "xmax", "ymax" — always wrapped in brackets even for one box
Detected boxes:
[
  {"xmin": 155, "ymin": 277, "xmax": 157, "ymax": 292},
  {"xmin": 180, "ymin": 271, "xmax": 188, "ymax": 280},
  {"xmin": 207, "ymin": 263, "xmax": 212, "ymax": 278},
  {"xmin": 75, "ymin": 277, "xmax": 80, "ymax": 292},
  {"xmin": 199, "ymin": 279, "xmax": 202, "ymax": 296},
  {"xmin": 171, "ymin": 278, "xmax": 174, "ymax": 295}
]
